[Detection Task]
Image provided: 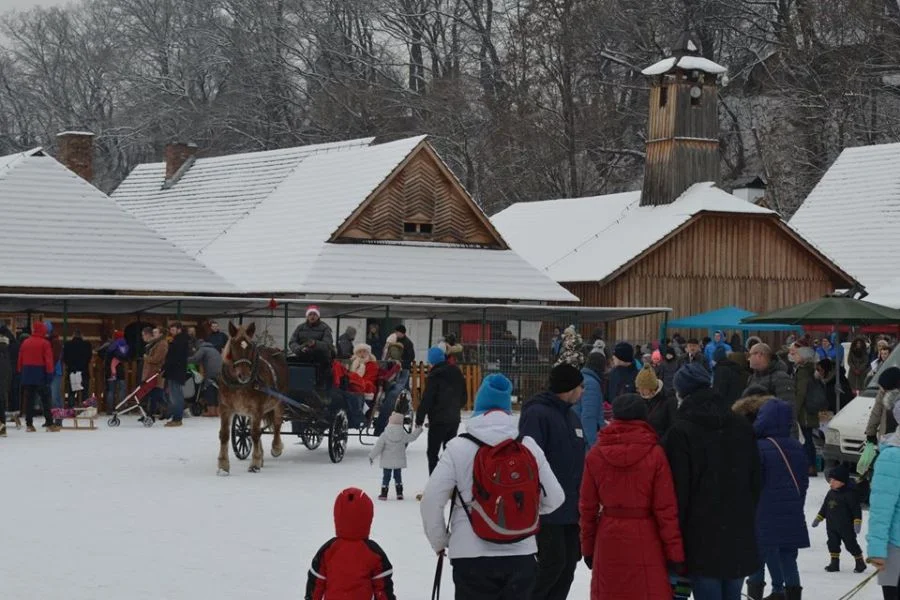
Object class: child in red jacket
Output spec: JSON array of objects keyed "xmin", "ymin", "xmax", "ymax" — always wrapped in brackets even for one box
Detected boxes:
[{"xmin": 306, "ymin": 487, "xmax": 396, "ymax": 600}]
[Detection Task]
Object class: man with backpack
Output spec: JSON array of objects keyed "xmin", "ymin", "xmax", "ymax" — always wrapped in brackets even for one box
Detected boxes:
[
  {"xmin": 420, "ymin": 374, "xmax": 564, "ymax": 600},
  {"xmin": 519, "ymin": 363, "xmax": 587, "ymax": 600}
]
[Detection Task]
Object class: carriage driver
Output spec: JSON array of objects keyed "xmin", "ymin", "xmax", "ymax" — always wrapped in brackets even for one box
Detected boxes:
[{"xmin": 289, "ymin": 306, "xmax": 335, "ymax": 370}]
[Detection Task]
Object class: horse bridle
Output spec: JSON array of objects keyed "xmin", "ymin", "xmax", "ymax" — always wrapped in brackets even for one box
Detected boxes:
[{"xmin": 222, "ymin": 339, "xmax": 279, "ymax": 391}]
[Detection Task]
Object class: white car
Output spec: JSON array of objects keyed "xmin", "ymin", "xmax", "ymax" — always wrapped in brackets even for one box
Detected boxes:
[{"xmin": 823, "ymin": 345, "xmax": 898, "ymax": 466}]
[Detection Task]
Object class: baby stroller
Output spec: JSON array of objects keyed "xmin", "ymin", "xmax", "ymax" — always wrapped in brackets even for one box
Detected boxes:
[
  {"xmin": 107, "ymin": 372, "xmax": 160, "ymax": 427},
  {"xmin": 184, "ymin": 366, "xmax": 207, "ymax": 417}
]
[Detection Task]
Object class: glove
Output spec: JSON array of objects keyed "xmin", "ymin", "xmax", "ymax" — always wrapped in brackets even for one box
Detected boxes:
[
  {"xmin": 854, "ymin": 520, "xmax": 862, "ymax": 535},
  {"xmin": 812, "ymin": 516, "xmax": 823, "ymax": 528},
  {"xmin": 583, "ymin": 555, "xmax": 593, "ymax": 570}
]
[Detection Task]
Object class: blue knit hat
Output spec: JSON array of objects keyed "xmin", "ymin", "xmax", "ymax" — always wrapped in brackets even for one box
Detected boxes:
[
  {"xmin": 474, "ymin": 374, "xmax": 513, "ymax": 416},
  {"xmin": 427, "ymin": 346, "xmax": 446, "ymax": 365},
  {"xmin": 674, "ymin": 363, "xmax": 711, "ymax": 397}
]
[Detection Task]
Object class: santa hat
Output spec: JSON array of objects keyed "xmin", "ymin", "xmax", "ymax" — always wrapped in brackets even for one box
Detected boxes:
[{"xmin": 306, "ymin": 305, "xmax": 320, "ymax": 318}]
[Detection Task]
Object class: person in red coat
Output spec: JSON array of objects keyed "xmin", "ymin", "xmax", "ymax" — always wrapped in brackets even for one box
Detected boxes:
[
  {"xmin": 305, "ymin": 487, "xmax": 395, "ymax": 600},
  {"xmin": 17, "ymin": 321, "xmax": 56, "ymax": 432},
  {"xmin": 579, "ymin": 394, "xmax": 684, "ymax": 600}
]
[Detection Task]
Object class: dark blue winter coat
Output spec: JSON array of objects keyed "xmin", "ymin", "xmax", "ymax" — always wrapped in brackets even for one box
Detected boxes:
[
  {"xmin": 753, "ymin": 399, "xmax": 811, "ymax": 549},
  {"xmin": 520, "ymin": 390, "xmax": 586, "ymax": 525},
  {"xmin": 607, "ymin": 364, "xmax": 638, "ymax": 401}
]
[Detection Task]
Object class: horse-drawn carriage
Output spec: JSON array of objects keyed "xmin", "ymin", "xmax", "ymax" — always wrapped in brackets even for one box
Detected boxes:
[{"xmin": 227, "ymin": 350, "xmax": 411, "ymax": 465}]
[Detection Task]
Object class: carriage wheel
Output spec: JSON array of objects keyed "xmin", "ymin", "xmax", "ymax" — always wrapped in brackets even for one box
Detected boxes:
[
  {"xmin": 231, "ymin": 415, "xmax": 252, "ymax": 461},
  {"xmin": 328, "ymin": 410, "xmax": 349, "ymax": 463},
  {"xmin": 301, "ymin": 427, "xmax": 323, "ymax": 450}
]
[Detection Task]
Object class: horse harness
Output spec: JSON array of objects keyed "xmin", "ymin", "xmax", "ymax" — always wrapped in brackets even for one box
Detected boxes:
[{"xmin": 221, "ymin": 340, "xmax": 283, "ymax": 393}]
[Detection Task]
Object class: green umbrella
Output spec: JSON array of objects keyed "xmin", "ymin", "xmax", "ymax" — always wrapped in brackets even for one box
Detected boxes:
[
  {"xmin": 740, "ymin": 295, "xmax": 900, "ymax": 412},
  {"xmin": 740, "ymin": 296, "xmax": 900, "ymax": 325}
]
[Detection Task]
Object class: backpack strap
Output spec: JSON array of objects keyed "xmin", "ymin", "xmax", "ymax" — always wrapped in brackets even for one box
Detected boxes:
[
  {"xmin": 459, "ymin": 432, "xmax": 487, "ymax": 447},
  {"xmin": 767, "ymin": 437, "xmax": 801, "ymax": 496}
]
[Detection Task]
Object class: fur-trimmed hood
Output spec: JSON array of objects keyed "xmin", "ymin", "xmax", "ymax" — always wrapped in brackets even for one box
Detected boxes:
[{"xmin": 732, "ymin": 394, "xmax": 774, "ymax": 423}]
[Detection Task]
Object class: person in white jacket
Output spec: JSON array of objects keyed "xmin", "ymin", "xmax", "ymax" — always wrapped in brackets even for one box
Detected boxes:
[
  {"xmin": 369, "ymin": 398, "xmax": 423, "ymax": 501},
  {"xmin": 420, "ymin": 373, "xmax": 565, "ymax": 600}
]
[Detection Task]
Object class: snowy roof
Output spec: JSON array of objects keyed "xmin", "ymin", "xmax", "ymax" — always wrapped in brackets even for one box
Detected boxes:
[
  {"xmin": 790, "ymin": 142, "xmax": 900, "ymax": 290},
  {"xmin": 116, "ymin": 136, "xmax": 577, "ymax": 302},
  {"xmin": 642, "ymin": 55, "xmax": 728, "ymax": 76},
  {"xmin": 492, "ymin": 183, "xmax": 774, "ymax": 283},
  {"xmin": 301, "ymin": 244, "xmax": 576, "ymax": 301},
  {"xmin": 0, "ymin": 150, "xmax": 234, "ymax": 293},
  {"xmin": 113, "ymin": 138, "xmax": 375, "ymax": 256}
]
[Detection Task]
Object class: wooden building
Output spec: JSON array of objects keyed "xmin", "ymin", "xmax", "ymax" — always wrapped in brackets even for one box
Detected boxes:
[{"xmin": 492, "ymin": 35, "xmax": 858, "ymax": 343}]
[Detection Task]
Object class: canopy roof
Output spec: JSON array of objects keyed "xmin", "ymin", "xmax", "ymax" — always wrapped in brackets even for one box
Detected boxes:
[
  {"xmin": 0, "ymin": 294, "xmax": 670, "ymax": 323},
  {"xmin": 666, "ymin": 306, "xmax": 803, "ymax": 332},
  {"xmin": 741, "ymin": 296, "xmax": 900, "ymax": 326}
]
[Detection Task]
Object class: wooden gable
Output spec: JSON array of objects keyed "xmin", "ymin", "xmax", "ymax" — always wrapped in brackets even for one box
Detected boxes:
[
  {"xmin": 565, "ymin": 213, "xmax": 856, "ymax": 342},
  {"xmin": 330, "ymin": 142, "xmax": 507, "ymax": 248}
]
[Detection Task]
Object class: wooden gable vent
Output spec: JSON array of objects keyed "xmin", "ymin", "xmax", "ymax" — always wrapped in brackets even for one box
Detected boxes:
[{"xmin": 330, "ymin": 142, "xmax": 507, "ymax": 249}]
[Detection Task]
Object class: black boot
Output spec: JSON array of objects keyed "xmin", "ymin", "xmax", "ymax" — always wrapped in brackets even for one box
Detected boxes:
[
  {"xmin": 378, "ymin": 486, "xmax": 388, "ymax": 501},
  {"xmin": 746, "ymin": 581, "xmax": 765, "ymax": 600},
  {"xmin": 396, "ymin": 484, "xmax": 404, "ymax": 500},
  {"xmin": 854, "ymin": 555, "xmax": 867, "ymax": 573},
  {"xmin": 784, "ymin": 586, "xmax": 802, "ymax": 600},
  {"xmin": 825, "ymin": 555, "xmax": 840, "ymax": 572}
]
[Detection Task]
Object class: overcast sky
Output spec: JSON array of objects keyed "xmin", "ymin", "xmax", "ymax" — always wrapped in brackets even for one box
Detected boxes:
[{"xmin": 0, "ymin": 0, "xmax": 69, "ymax": 14}]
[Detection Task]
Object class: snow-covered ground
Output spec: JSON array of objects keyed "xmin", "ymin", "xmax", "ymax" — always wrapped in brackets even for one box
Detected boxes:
[{"xmin": 0, "ymin": 416, "xmax": 881, "ymax": 599}]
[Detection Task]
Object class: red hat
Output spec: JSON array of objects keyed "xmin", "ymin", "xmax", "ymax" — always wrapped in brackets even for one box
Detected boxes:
[
  {"xmin": 306, "ymin": 305, "xmax": 320, "ymax": 318},
  {"xmin": 114, "ymin": 330, "xmax": 125, "ymax": 340}
]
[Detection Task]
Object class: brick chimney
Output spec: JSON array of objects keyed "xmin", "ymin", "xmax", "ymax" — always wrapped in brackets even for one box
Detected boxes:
[
  {"xmin": 164, "ymin": 142, "xmax": 198, "ymax": 181},
  {"xmin": 56, "ymin": 131, "xmax": 95, "ymax": 182}
]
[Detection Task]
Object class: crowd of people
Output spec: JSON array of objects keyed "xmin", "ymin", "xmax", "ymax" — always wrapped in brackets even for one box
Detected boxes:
[
  {"xmin": 306, "ymin": 326, "xmax": 900, "ymax": 600},
  {"xmin": 0, "ymin": 319, "xmax": 228, "ymax": 435}
]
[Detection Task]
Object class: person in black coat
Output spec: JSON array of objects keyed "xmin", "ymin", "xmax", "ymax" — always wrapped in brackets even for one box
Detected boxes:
[
  {"xmin": 519, "ymin": 363, "xmax": 586, "ymax": 600},
  {"xmin": 415, "ymin": 347, "xmax": 466, "ymax": 474},
  {"xmin": 636, "ymin": 365, "xmax": 676, "ymax": 439},
  {"xmin": 205, "ymin": 321, "xmax": 229, "ymax": 352},
  {"xmin": 655, "ymin": 346, "xmax": 680, "ymax": 401},
  {"xmin": 607, "ymin": 342, "xmax": 638, "ymax": 400},
  {"xmin": 713, "ymin": 348, "xmax": 747, "ymax": 409},
  {"xmin": 163, "ymin": 322, "xmax": 191, "ymax": 427},
  {"xmin": 665, "ymin": 363, "xmax": 762, "ymax": 597},
  {"xmin": 812, "ymin": 465, "xmax": 866, "ymax": 573},
  {"xmin": 63, "ymin": 329, "xmax": 93, "ymax": 404}
]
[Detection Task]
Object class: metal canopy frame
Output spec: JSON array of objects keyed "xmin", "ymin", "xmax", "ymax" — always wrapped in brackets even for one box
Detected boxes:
[{"xmin": 0, "ymin": 293, "xmax": 671, "ymax": 322}]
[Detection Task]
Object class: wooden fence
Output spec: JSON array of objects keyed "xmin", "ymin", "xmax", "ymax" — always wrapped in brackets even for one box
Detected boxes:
[{"xmin": 409, "ymin": 362, "xmax": 483, "ymax": 411}]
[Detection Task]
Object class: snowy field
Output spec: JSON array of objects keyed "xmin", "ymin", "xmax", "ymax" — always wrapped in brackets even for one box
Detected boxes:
[{"xmin": 0, "ymin": 416, "xmax": 881, "ymax": 599}]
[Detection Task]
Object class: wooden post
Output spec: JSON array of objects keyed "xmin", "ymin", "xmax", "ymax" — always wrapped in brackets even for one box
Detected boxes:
[
  {"xmin": 428, "ymin": 318, "xmax": 434, "ymax": 348},
  {"xmin": 283, "ymin": 303, "xmax": 289, "ymax": 351},
  {"xmin": 479, "ymin": 308, "xmax": 486, "ymax": 365}
]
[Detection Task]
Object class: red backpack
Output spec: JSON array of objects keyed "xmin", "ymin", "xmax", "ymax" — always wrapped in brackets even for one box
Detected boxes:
[{"xmin": 456, "ymin": 433, "xmax": 542, "ymax": 544}]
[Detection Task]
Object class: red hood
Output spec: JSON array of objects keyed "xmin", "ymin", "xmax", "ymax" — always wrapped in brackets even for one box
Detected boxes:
[
  {"xmin": 597, "ymin": 420, "xmax": 658, "ymax": 468},
  {"xmin": 334, "ymin": 487, "xmax": 373, "ymax": 541},
  {"xmin": 31, "ymin": 322, "xmax": 47, "ymax": 338}
]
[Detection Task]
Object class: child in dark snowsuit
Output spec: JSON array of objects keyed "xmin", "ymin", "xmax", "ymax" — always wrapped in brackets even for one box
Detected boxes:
[
  {"xmin": 812, "ymin": 464, "xmax": 867, "ymax": 573},
  {"xmin": 306, "ymin": 488, "xmax": 396, "ymax": 600}
]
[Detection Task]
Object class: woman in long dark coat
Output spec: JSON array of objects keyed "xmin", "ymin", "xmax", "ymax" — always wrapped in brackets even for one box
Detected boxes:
[{"xmin": 848, "ymin": 337, "xmax": 871, "ymax": 395}]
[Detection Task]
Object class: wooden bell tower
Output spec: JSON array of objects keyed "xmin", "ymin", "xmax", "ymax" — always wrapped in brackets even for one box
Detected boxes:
[{"xmin": 640, "ymin": 33, "xmax": 727, "ymax": 207}]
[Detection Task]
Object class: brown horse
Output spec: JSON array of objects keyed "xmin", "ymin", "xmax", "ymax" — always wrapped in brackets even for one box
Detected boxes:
[{"xmin": 217, "ymin": 322, "xmax": 286, "ymax": 475}]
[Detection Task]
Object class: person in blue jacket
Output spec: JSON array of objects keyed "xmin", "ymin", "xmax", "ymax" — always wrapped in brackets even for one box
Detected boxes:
[
  {"xmin": 705, "ymin": 330, "xmax": 733, "ymax": 369},
  {"xmin": 574, "ymin": 351, "xmax": 606, "ymax": 450},
  {"xmin": 734, "ymin": 395, "xmax": 810, "ymax": 600},
  {"xmin": 868, "ymin": 396, "xmax": 900, "ymax": 600},
  {"xmin": 520, "ymin": 363, "xmax": 586, "ymax": 600}
]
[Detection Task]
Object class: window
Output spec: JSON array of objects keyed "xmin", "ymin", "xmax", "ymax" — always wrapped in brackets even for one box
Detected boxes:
[
  {"xmin": 659, "ymin": 86, "xmax": 668, "ymax": 107},
  {"xmin": 403, "ymin": 221, "xmax": 433, "ymax": 236}
]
